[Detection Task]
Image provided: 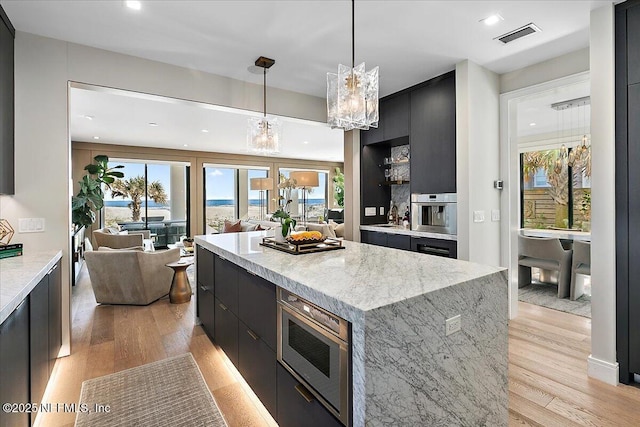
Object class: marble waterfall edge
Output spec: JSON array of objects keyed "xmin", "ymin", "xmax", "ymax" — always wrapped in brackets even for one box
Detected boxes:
[{"xmin": 364, "ymin": 270, "xmax": 508, "ymax": 426}]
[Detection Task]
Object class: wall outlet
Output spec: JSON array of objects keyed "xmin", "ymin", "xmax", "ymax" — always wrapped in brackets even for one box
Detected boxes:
[
  {"xmin": 18, "ymin": 218, "xmax": 46, "ymax": 233},
  {"xmin": 379, "ymin": 206, "xmax": 385, "ymax": 215},
  {"xmin": 491, "ymin": 210, "xmax": 500, "ymax": 222},
  {"xmin": 364, "ymin": 207, "xmax": 377, "ymax": 217},
  {"xmin": 473, "ymin": 211, "xmax": 485, "ymax": 223},
  {"xmin": 445, "ymin": 314, "xmax": 461, "ymax": 336}
]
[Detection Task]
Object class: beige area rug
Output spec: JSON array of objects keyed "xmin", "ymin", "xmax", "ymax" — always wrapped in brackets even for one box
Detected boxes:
[{"xmin": 75, "ymin": 353, "xmax": 227, "ymax": 427}]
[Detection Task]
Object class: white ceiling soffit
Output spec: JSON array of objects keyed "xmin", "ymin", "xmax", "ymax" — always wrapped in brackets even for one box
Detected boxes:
[
  {"xmin": 70, "ymin": 86, "xmax": 345, "ymax": 162},
  {"xmin": 4, "ymin": 1, "xmax": 608, "ymax": 98}
]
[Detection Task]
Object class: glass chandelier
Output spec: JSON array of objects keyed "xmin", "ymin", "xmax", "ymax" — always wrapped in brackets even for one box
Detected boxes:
[
  {"xmin": 327, "ymin": 0, "xmax": 379, "ymax": 131},
  {"xmin": 248, "ymin": 56, "xmax": 281, "ymax": 155}
]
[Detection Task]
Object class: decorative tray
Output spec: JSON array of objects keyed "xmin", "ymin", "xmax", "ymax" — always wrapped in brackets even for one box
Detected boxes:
[{"xmin": 260, "ymin": 237, "xmax": 344, "ymax": 255}]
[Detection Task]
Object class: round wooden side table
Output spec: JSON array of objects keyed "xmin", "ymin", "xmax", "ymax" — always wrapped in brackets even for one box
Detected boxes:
[{"xmin": 166, "ymin": 259, "xmax": 193, "ymax": 304}]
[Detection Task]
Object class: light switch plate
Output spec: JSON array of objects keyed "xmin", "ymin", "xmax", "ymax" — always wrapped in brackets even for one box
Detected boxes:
[
  {"xmin": 18, "ymin": 218, "xmax": 45, "ymax": 233},
  {"xmin": 365, "ymin": 207, "xmax": 377, "ymax": 217},
  {"xmin": 491, "ymin": 210, "xmax": 500, "ymax": 222},
  {"xmin": 473, "ymin": 211, "xmax": 485, "ymax": 223},
  {"xmin": 379, "ymin": 206, "xmax": 385, "ymax": 215}
]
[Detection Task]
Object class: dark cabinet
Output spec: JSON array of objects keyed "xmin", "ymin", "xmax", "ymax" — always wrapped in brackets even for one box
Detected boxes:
[
  {"xmin": 410, "ymin": 71, "xmax": 456, "ymax": 194},
  {"xmin": 0, "ymin": 300, "xmax": 30, "ymax": 427},
  {"xmin": 0, "ymin": 6, "xmax": 14, "ymax": 195},
  {"xmin": 361, "ymin": 94, "xmax": 410, "ymax": 146},
  {"xmin": 214, "ymin": 297, "xmax": 239, "ymax": 368},
  {"xmin": 238, "ymin": 320, "xmax": 277, "ymax": 418},
  {"xmin": 48, "ymin": 261, "xmax": 61, "ymax": 374},
  {"xmin": 197, "ymin": 245, "xmax": 214, "ymax": 293},
  {"xmin": 215, "ymin": 255, "xmax": 239, "ymax": 315},
  {"xmin": 238, "ymin": 269, "xmax": 276, "ymax": 351},
  {"xmin": 360, "ymin": 144, "xmax": 390, "ymax": 225},
  {"xmin": 30, "ymin": 276, "xmax": 49, "ymax": 417},
  {"xmin": 411, "ymin": 236, "xmax": 457, "ymax": 259},
  {"xmin": 198, "ymin": 283, "xmax": 215, "ymax": 339},
  {"xmin": 361, "ymin": 230, "xmax": 410, "ymax": 251},
  {"xmin": 276, "ymin": 363, "xmax": 343, "ymax": 427}
]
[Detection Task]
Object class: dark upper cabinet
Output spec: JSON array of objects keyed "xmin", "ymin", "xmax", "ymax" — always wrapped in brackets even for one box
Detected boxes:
[
  {"xmin": 410, "ymin": 71, "xmax": 456, "ymax": 194},
  {"xmin": 0, "ymin": 300, "xmax": 30, "ymax": 427},
  {"xmin": 383, "ymin": 93, "xmax": 410, "ymax": 141},
  {"xmin": 30, "ymin": 276, "xmax": 49, "ymax": 416},
  {"xmin": 629, "ymin": 5, "xmax": 640, "ymax": 85},
  {"xmin": 361, "ymin": 94, "xmax": 410, "ymax": 146},
  {"xmin": 0, "ymin": 6, "xmax": 15, "ymax": 195}
]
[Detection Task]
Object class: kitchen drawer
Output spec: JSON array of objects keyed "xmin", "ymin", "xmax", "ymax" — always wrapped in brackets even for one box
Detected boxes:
[
  {"xmin": 197, "ymin": 284, "xmax": 215, "ymax": 340},
  {"xmin": 214, "ymin": 254, "xmax": 238, "ymax": 315},
  {"xmin": 196, "ymin": 245, "xmax": 215, "ymax": 293},
  {"xmin": 276, "ymin": 363, "xmax": 343, "ymax": 427},
  {"xmin": 411, "ymin": 236, "xmax": 457, "ymax": 259},
  {"xmin": 214, "ymin": 297, "xmax": 238, "ymax": 368},
  {"xmin": 238, "ymin": 320, "xmax": 276, "ymax": 418},
  {"xmin": 238, "ymin": 268, "xmax": 276, "ymax": 351}
]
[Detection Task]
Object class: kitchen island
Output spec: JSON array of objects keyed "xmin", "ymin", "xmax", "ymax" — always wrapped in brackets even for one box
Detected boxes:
[{"xmin": 195, "ymin": 232, "xmax": 507, "ymax": 426}]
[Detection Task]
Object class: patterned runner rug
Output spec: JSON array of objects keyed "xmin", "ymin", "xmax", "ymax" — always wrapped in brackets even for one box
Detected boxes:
[{"xmin": 75, "ymin": 353, "xmax": 227, "ymax": 427}]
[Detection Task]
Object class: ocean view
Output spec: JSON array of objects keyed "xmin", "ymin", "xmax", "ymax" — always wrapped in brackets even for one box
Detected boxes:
[{"xmin": 105, "ymin": 199, "xmax": 326, "ymax": 207}]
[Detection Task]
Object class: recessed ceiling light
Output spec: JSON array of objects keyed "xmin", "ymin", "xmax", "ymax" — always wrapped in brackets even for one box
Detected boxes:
[
  {"xmin": 529, "ymin": 122, "xmax": 537, "ymax": 127},
  {"xmin": 125, "ymin": 1, "xmax": 142, "ymax": 11},
  {"xmin": 303, "ymin": 141, "xmax": 309, "ymax": 144},
  {"xmin": 93, "ymin": 136, "xmax": 100, "ymax": 140},
  {"xmin": 481, "ymin": 14, "xmax": 503, "ymax": 26},
  {"xmin": 201, "ymin": 129, "xmax": 209, "ymax": 133},
  {"xmin": 148, "ymin": 122, "xmax": 158, "ymax": 127},
  {"xmin": 84, "ymin": 115, "xmax": 94, "ymax": 120},
  {"xmin": 183, "ymin": 144, "xmax": 188, "ymax": 147}
]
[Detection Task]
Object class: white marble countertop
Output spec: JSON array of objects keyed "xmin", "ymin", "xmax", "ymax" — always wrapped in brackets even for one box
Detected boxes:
[
  {"xmin": 0, "ymin": 250, "xmax": 62, "ymax": 325},
  {"xmin": 519, "ymin": 228, "xmax": 591, "ymax": 241},
  {"xmin": 360, "ymin": 224, "xmax": 458, "ymax": 241},
  {"xmin": 195, "ymin": 232, "xmax": 498, "ymax": 318}
]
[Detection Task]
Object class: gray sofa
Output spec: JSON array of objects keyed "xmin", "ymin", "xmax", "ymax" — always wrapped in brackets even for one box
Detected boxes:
[{"xmin": 85, "ymin": 247, "xmax": 180, "ymax": 305}]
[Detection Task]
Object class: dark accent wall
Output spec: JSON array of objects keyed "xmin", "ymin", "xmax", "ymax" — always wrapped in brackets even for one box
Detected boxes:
[
  {"xmin": 0, "ymin": 5, "xmax": 15, "ymax": 194},
  {"xmin": 615, "ymin": 0, "xmax": 640, "ymax": 385}
]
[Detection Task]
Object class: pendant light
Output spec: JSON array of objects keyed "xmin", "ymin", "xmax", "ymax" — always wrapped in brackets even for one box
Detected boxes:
[
  {"xmin": 248, "ymin": 56, "xmax": 282, "ymax": 155},
  {"xmin": 326, "ymin": 0, "xmax": 379, "ymax": 131}
]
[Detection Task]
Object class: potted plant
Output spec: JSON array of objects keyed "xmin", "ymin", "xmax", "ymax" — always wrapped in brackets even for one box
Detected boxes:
[
  {"xmin": 272, "ymin": 206, "xmax": 296, "ymax": 242},
  {"xmin": 72, "ymin": 155, "xmax": 124, "ymax": 228}
]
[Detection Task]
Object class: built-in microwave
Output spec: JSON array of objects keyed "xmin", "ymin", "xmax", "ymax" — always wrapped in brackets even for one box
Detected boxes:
[
  {"xmin": 411, "ymin": 193, "xmax": 457, "ymax": 235},
  {"xmin": 277, "ymin": 288, "xmax": 350, "ymax": 426}
]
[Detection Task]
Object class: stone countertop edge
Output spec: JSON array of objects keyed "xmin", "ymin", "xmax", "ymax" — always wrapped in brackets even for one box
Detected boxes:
[
  {"xmin": 360, "ymin": 224, "xmax": 458, "ymax": 241},
  {"xmin": 194, "ymin": 233, "xmax": 502, "ymax": 323},
  {"xmin": 0, "ymin": 250, "xmax": 63, "ymax": 325}
]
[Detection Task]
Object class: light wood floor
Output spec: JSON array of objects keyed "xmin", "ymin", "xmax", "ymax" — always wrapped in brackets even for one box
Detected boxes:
[{"xmin": 38, "ymin": 266, "xmax": 640, "ymax": 426}]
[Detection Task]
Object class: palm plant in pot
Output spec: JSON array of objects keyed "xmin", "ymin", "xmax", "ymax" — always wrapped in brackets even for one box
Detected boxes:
[{"xmin": 72, "ymin": 155, "xmax": 124, "ymax": 228}]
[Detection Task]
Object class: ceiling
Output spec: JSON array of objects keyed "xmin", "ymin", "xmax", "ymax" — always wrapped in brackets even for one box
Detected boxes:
[
  {"xmin": 70, "ymin": 86, "xmax": 345, "ymax": 162},
  {"xmin": 4, "ymin": 1, "xmax": 607, "ymax": 160}
]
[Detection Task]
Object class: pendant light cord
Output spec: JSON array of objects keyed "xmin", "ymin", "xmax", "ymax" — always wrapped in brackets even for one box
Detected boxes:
[
  {"xmin": 351, "ymin": 0, "xmax": 355, "ymax": 69},
  {"xmin": 263, "ymin": 65, "xmax": 267, "ymax": 118}
]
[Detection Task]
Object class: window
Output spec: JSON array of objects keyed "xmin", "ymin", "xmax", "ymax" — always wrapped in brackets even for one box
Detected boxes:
[
  {"xmin": 278, "ymin": 168, "xmax": 328, "ymax": 222},
  {"xmin": 204, "ymin": 164, "xmax": 269, "ymax": 232},
  {"xmin": 104, "ymin": 159, "xmax": 188, "ymax": 248},
  {"xmin": 521, "ymin": 146, "xmax": 591, "ymax": 230}
]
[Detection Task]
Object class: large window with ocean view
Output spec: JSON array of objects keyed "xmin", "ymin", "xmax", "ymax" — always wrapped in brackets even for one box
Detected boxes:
[
  {"xmin": 204, "ymin": 164, "xmax": 270, "ymax": 233},
  {"xmin": 278, "ymin": 168, "xmax": 328, "ymax": 222},
  {"xmin": 104, "ymin": 159, "xmax": 188, "ymax": 248}
]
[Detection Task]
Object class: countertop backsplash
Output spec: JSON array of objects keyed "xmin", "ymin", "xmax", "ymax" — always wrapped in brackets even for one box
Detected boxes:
[{"xmin": 390, "ymin": 145, "xmax": 410, "ymax": 216}]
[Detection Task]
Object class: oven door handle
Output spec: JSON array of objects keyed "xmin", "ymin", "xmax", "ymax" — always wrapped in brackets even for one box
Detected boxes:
[{"xmin": 294, "ymin": 383, "xmax": 315, "ymax": 403}]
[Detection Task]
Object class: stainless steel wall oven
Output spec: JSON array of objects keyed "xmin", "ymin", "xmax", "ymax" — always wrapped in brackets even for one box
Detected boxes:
[{"xmin": 277, "ymin": 288, "xmax": 350, "ymax": 426}]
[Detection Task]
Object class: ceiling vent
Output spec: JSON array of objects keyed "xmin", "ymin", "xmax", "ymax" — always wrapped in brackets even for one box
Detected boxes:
[{"xmin": 495, "ymin": 23, "xmax": 541, "ymax": 44}]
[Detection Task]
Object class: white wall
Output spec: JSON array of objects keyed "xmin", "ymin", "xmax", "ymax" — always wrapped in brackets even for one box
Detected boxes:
[
  {"xmin": 588, "ymin": 4, "xmax": 618, "ymax": 385},
  {"xmin": 0, "ymin": 32, "xmax": 327, "ymax": 355},
  {"xmin": 500, "ymin": 47, "xmax": 589, "ymax": 94},
  {"xmin": 456, "ymin": 60, "xmax": 501, "ymax": 266}
]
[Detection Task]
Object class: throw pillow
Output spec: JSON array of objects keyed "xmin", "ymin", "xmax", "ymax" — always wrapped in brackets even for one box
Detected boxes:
[
  {"xmin": 240, "ymin": 221, "xmax": 258, "ymax": 232},
  {"xmin": 335, "ymin": 223, "xmax": 345, "ymax": 238},
  {"xmin": 222, "ymin": 219, "xmax": 242, "ymax": 233},
  {"xmin": 255, "ymin": 224, "xmax": 265, "ymax": 231}
]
